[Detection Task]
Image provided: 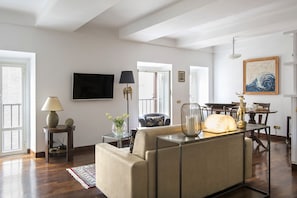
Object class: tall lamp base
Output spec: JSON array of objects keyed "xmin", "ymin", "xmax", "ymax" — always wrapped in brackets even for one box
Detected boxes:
[{"xmin": 47, "ymin": 111, "xmax": 59, "ymax": 128}]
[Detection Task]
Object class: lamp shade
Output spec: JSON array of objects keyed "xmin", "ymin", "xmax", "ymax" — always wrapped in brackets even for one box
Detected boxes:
[
  {"xmin": 41, "ymin": 96, "xmax": 63, "ymax": 111},
  {"xmin": 119, "ymin": 71, "xmax": 134, "ymax": 84}
]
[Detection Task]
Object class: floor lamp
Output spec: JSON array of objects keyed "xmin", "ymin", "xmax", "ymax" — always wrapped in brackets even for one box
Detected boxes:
[{"xmin": 119, "ymin": 71, "xmax": 135, "ymax": 134}]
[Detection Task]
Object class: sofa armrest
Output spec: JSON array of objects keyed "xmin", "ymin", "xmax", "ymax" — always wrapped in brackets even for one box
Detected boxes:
[
  {"xmin": 138, "ymin": 115, "xmax": 146, "ymax": 127},
  {"xmin": 164, "ymin": 115, "xmax": 170, "ymax": 125},
  {"xmin": 95, "ymin": 143, "xmax": 148, "ymax": 198}
]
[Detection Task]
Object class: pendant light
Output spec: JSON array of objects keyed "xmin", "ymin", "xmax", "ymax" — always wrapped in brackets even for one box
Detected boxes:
[{"xmin": 229, "ymin": 37, "xmax": 241, "ymax": 59}]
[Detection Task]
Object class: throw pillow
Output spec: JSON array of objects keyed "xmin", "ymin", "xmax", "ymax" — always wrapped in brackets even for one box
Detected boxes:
[
  {"xmin": 129, "ymin": 129, "xmax": 138, "ymax": 153},
  {"xmin": 145, "ymin": 116, "xmax": 164, "ymax": 127}
]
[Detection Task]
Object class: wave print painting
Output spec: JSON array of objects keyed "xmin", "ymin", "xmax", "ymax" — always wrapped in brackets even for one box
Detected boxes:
[
  {"xmin": 243, "ymin": 56, "xmax": 279, "ymax": 95},
  {"xmin": 246, "ymin": 73, "xmax": 275, "ymax": 92}
]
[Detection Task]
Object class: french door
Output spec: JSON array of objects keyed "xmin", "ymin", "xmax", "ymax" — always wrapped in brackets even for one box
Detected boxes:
[
  {"xmin": 138, "ymin": 71, "xmax": 171, "ymax": 116},
  {"xmin": 0, "ymin": 63, "xmax": 26, "ymax": 156}
]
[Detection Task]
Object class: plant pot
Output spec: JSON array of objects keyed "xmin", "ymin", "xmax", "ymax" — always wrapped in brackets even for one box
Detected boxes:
[{"xmin": 112, "ymin": 121, "xmax": 127, "ymax": 136}]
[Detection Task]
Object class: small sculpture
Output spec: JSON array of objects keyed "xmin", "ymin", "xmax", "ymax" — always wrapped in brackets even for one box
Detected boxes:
[
  {"xmin": 236, "ymin": 94, "xmax": 247, "ymax": 129},
  {"xmin": 65, "ymin": 118, "xmax": 74, "ymax": 128}
]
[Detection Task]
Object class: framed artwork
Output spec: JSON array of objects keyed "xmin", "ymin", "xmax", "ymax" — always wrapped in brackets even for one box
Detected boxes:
[
  {"xmin": 243, "ymin": 56, "xmax": 279, "ymax": 95},
  {"xmin": 178, "ymin": 71, "xmax": 185, "ymax": 82}
]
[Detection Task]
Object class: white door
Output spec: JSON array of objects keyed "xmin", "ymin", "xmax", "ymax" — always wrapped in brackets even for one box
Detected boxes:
[{"xmin": 0, "ymin": 63, "xmax": 26, "ymax": 155}]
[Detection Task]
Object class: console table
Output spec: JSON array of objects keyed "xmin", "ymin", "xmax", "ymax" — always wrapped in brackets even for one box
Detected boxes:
[
  {"xmin": 43, "ymin": 125, "xmax": 75, "ymax": 163},
  {"xmin": 156, "ymin": 124, "xmax": 271, "ymax": 198}
]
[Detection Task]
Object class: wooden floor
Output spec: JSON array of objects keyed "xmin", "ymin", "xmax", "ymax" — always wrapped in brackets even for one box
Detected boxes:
[{"xmin": 0, "ymin": 138, "xmax": 297, "ymax": 198}]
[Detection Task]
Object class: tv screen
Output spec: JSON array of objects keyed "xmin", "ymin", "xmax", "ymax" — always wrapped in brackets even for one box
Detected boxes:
[{"xmin": 72, "ymin": 73, "xmax": 114, "ymax": 100}]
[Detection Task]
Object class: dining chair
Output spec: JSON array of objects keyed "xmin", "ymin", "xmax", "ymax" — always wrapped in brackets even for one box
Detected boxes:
[
  {"xmin": 229, "ymin": 101, "xmax": 247, "ymax": 119},
  {"xmin": 252, "ymin": 102, "xmax": 270, "ymax": 149}
]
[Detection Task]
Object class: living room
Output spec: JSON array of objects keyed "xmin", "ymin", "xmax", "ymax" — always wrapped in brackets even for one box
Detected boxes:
[{"xmin": 0, "ymin": 0, "xmax": 297, "ymax": 197}]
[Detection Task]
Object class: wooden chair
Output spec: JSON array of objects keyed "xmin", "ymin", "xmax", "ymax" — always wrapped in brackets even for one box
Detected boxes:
[
  {"xmin": 251, "ymin": 102, "xmax": 270, "ymax": 149},
  {"xmin": 229, "ymin": 101, "xmax": 246, "ymax": 119}
]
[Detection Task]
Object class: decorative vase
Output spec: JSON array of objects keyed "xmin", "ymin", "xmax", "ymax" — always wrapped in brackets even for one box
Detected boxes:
[
  {"xmin": 181, "ymin": 103, "xmax": 203, "ymax": 137},
  {"xmin": 112, "ymin": 121, "xmax": 127, "ymax": 136}
]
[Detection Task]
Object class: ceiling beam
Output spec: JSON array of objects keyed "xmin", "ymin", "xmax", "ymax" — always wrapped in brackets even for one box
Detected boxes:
[
  {"xmin": 177, "ymin": 4, "xmax": 297, "ymax": 49},
  {"xmin": 119, "ymin": 0, "xmax": 213, "ymax": 41},
  {"xmin": 36, "ymin": 0, "xmax": 120, "ymax": 31},
  {"xmin": 119, "ymin": 0, "xmax": 282, "ymax": 42}
]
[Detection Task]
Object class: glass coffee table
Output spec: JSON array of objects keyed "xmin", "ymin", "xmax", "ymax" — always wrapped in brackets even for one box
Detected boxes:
[{"xmin": 102, "ymin": 132, "xmax": 131, "ymax": 148}]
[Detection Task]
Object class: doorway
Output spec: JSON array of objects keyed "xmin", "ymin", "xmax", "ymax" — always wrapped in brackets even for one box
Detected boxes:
[
  {"xmin": 190, "ymin": 66, "xmax": 209, "ymax": 105},
  {"xmin": 0, "ymin": 63, "xmax": 27, "ymax": 155},
  {"xmin": 137, "ymin": 62, "xmax": 172, "ymax": 117}
]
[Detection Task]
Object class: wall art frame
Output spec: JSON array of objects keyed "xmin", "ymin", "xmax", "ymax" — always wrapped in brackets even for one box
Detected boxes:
[
  {"xmin": 243, "ymin": 56, "xmax": 279, "ymax": 95},
  {"xmin": 178, "ymin": 71, "xmax": 185, "ymax": 82}
]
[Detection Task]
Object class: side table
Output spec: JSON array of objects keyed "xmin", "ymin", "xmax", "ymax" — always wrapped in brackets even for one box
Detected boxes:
[
  {"xmin": 43, "ymin": 125, "xmax": 75, "ymax": 163},
  {"xmin": 102, "ymin": 133, "xmax": 131, "ymax": 148}
]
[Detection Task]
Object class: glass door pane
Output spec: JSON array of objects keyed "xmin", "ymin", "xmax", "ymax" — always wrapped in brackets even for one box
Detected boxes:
[
  {"xmin": 138, "ymin": 71, "xmax": 170, "ymax": 116},
  {"xmin": 1, "ymin": 65, "xmax": 24, "ymax": 154},
  {"xmin": 157, "ymin": 71, "xmax": 170, "ymax": 115},
  {"xmin": 138, "ymin": 72, "xmax": 156, "ymax": 115}
]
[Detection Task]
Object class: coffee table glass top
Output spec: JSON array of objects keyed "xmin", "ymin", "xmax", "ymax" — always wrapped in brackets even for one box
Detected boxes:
[{"xmin": 102, "ymin": 132, "xmax": 131, "ymax": 140}]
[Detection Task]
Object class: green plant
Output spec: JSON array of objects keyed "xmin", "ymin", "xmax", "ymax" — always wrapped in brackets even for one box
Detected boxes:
[{"xmin": 105, "ymin": 113, "xmax": 129, "ymax": 128}]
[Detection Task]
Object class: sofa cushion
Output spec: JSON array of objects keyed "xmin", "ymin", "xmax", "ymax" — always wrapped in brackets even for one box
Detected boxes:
[
  {"xmin": 145, "ymin": 115, "xmax": 165, "ymax": 127},
  {"xmin": 132, "ymin": 125, "xmax": 182, "ymax": 159}
]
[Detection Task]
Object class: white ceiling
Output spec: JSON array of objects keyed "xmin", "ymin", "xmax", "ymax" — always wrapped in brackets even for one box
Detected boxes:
[{"xmin": 1, "ymin": 0, "xmax": 297, "ymax": 50}]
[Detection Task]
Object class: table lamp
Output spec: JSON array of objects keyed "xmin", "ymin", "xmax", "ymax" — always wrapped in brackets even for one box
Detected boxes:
[
  {"xmin": 41, "ymin": 96, "xmax": 64, "ymax": 128},
  {"xmin": 119, "ymin": 71, "xmax": 135, "ymax": 133}
]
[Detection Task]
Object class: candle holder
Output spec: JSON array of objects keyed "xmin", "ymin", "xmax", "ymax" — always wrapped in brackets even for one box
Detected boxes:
[{"xmin": 181, "ymin": 103, "xmax": 203, "ymax": 137}]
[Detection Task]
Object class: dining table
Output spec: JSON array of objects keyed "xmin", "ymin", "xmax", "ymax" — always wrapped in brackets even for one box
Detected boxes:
[
  {"xmin": 203, "ymin": 103, "xmax": 277, "ymax": 150},
  {"xmin": 203, "ymin": 103, "xmax": 277, "ymax": 123},
  {"xmin": 246, "ymin": 109, "xmax": 277, "ymax": 124}
]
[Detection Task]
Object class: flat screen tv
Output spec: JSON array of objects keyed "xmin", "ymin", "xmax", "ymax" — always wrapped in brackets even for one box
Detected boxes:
[{"xmin": 72, "ymin": 73, "xmax": 114, "ymax": 100}]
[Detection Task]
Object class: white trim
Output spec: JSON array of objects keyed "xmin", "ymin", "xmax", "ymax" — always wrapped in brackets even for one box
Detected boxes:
[{"xmin": 0, "ymin": 50, "xmax": 36, "ymax": 156}]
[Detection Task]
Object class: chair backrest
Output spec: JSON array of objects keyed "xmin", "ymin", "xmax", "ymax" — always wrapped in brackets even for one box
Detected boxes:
[
  {"xmin": 139, "ymin": 113, "xmax": 170, "ymax": 127},
  {"xmin": 253, "ymin": 102, "xmax": 270, "ymax": 125},
  {"xmin": 230, "ymin": 101, "xmax": 247, "ymax": 119}
]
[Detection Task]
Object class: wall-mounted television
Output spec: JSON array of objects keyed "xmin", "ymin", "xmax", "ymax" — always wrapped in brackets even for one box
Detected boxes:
[{"xmin": 72, "ymin": 73, "xmax": 114, "ymax": 100}]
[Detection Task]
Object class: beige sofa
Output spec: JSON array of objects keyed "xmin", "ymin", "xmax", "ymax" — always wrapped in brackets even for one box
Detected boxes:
[{"xmin": 96, "ymin": 125, "xmax": 252, "ymax": 198}]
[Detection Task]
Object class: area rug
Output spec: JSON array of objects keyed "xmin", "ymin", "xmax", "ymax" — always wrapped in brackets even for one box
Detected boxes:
[{"xmin": 66, "ymin": 164, "xmax": 96, "ymax": 189}]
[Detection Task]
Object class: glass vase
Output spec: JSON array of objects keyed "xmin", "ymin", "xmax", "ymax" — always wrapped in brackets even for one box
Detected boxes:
[
  {"xmin": 112, "ymin": 121, "xmax": 127, "ymax": 137},
  {"xmin": 181, "ymin": 103, "xmax": 203, "ymax": 137}
]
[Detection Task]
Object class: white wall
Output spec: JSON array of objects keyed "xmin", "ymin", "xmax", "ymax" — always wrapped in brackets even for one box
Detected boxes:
[
  {"xmin": 0, "ymin": 24, "xmax": 212, "ymax": 152},
  {"xmin": 214, "ymin": 33, "xmax": 293, "ymax": 137}
]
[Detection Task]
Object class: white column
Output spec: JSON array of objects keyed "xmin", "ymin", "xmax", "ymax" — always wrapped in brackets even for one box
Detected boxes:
[{"xmin": 291, "ymin": 33, "xmax": 297, "ymax": 164}]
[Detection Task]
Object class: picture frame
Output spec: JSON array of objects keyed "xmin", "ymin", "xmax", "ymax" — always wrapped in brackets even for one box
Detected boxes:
[
  {"xmin": 178, "ymin": 71, "xmax": 185, "ymax": 82},
  {"xmin": 243, "ymin": 56, "xmax": 279, "ymax": 95}
]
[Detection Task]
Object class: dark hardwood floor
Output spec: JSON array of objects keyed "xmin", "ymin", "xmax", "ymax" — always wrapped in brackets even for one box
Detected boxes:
[{"xmin": 0, "ymin": 138, "xmax": 297, "ymax": 198}]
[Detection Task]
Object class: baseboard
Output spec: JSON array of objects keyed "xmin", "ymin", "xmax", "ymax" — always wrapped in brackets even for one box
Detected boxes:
[
  {"xmin": 27, "ymin": 149, "xmax": 45, "ymax": 158},
  {"xmin": 74, "ymin": 145, "xmax": 95, "ymax": 153},
  {"xmin": 292, "ymin": 164, "xmax": 297, "ymax": 171},
  {"xmin": 31, "ymin": 145, "xmax": 95, "ymax": 158}
]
